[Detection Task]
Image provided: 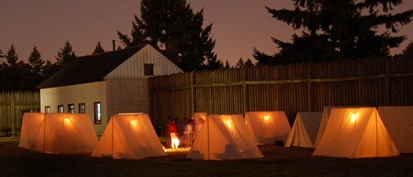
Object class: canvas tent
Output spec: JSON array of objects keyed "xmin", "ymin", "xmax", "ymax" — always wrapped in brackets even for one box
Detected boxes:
[
  {"xmin": 193, "ymin": 112, "xmax": 207, "ymax": 139},
  {"xmin": 378, "ymin": 106, "xmax": 413, "ymax": 153},
  {"xmin": 313, "ymin": 107, "xmax": 399, "ymax": 158},
  {"xmin": 19, "ymin": 113, "xmax": 45, "ymax": 149},
  {"xmin": 91, "ymin": 114, "xmax": 166, "ymax": 159},
  {"xmin": 187, "ymin": 114, "xmax": 263, "ymax": 160},
  {"xmin": 314, "ymin": 106, "xmax": 365, "ymax": 147},
  {"xmin": 245, "ymin": 111, "xmax": 291, "ymax": 144},
  {"xmin": 284, "ymin": 112, "xmax": 322, "ymax": 148},
  {"xmin": 30, "ymin": 113, "xmax": 98, "ymax": 154}
]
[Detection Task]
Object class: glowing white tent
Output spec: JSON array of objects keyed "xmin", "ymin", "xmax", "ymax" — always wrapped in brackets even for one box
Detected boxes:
[
  {"xmin": 284, "ymin": 112, "xmax": 322, "ymax": 148},
  {"xmin": 187, "ymin": 114, "xmax": 263, "ymax": 160},
  {"xmin": 313, "ymin": 107, "xmax": 399, "ymax": 158},
  {"xmin": 193, "ymin": 112, "xmax": 207, "ymax": 139},
  {"xmin": 30, "ymin": 113, "xmax": 98, "ymax": 154},
  {"xmin": 245, "ymin": 111, "xmax": 291, "ymax": 144},
  {"xmin": 314, "ymin": 106, "xmax": 364, "ymax": 147},
  {"xmin": 91, "ymin": 114, "xmax": 166, "ymax": 159},
  {"xmin": 18, "ymin": 113, "xmax": 45, "ymax": 149},
  {"xmin": 378, "ymin": 106, "xmax": 413, "ymax": 153}
]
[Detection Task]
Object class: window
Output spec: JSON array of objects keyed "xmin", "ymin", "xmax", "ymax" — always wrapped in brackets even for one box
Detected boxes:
[
  {"xmin": 79, "ymin": 103, "xmax": 86, "ymax": 114},
  {"xmin": 68, "ymin": 104, "xmax": 75, "ymax": 113},
  {"xmin": 58, "ymin": 105, "xmax": 64, "ymax": 113},
  {"xmin": 45, "ymin": 106, "xmax": 51, "ymax": 113},
  {"xmin": 94, "ymin": 102, "xmax": 101, "ymax": 124},
  {"xmin": 144, "ymin": 63, "xmax": 154, "ymax": 76}
]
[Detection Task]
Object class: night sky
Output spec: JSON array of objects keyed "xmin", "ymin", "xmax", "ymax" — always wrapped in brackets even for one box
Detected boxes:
[{"xmin": 1, "ymin": 0, "xmax": 412, "ymax": 66}]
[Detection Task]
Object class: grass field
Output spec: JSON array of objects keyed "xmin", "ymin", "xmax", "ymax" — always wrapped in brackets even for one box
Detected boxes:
[{"xmin": 1, "ymin": 138, "xmax": 413, "ymax": 177}]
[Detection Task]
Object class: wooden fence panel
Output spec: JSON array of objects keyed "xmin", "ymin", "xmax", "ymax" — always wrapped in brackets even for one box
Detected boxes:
[
  {"xmin": 149, "ymin": 56, "xmax": 413, "ymax": 128},
  {"xmin": 0, "ymin": 91, "xmax": 40, "ymax": 136}
]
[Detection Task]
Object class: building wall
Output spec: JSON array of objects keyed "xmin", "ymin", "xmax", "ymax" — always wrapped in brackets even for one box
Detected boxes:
[
  {"xmin": 106, "ymin": 45, "xmax": 182, "ymax": 78},
  {"xmin": 40, "ymin": 81, "xmax": 107, "ymax": 135},
  {"xmin": 106, "ymin": 78, "xmax": 149, "ymax": 118}
]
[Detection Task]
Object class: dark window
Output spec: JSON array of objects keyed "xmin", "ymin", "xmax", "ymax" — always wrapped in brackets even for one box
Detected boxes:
[
  {"xmin": 68, "ymin": 104, "xmax": 75, "ymax": 113},
  {"xmin": 94, "ymin": 102, "xmax": 101, "ymax": 124},
  {"xmin": 79, "ymin": 103, "xmax": 86, "ymax": 113},
  {"xmin": 144, "ymin": 63, "xmax": 154, "ymax": 76},
  {"xmin": 58, "ymin": 105, "xmax": 64, "ymax": 113},
  {"xmin": 45, "ymin": 106, "xmax": 51, "ymax": 113}
]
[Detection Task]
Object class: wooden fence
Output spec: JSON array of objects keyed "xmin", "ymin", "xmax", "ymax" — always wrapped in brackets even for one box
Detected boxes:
[
  {"xmin": 0, "ymin": 91, "xmax": 40, "ymax": 136},
  {"xmin": 149, "ymin": 55, "xmax": 413, "ymax": 127}
]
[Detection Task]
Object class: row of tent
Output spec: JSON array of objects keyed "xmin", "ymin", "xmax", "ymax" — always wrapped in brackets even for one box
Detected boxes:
[
  {"xmin": 18, "ymin": 106, "xmax": 413, "ymax": 160},
  {"xmin": 286, "ymin": 106, "xmax": 413, "ymax": 158},
  {"xmin": 19, "ymin": 113, "xmax": 166, "ymax": 159}
]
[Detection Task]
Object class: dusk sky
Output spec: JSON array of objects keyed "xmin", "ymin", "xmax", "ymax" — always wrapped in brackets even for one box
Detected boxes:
[{"xmin": 1, "ymin": 0, "xmax": 412, "ymax": 66}]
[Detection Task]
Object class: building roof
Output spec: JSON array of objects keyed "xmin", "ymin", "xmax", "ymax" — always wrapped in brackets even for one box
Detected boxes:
[{"xmin": 37, "ymin": 44, "xmax": 147, "ymax": 89}]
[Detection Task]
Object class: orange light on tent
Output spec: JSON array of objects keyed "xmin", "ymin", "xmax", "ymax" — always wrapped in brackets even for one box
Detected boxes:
[
  {"xmin": 64, "ymin": 118, "xmax": 71, "ymax": 124},
  {"xmin": 350, "ymin": 113, "xmax": 358, "ymax": 123},
  {"xmin": 224, "ymin": 119, "xmax": 233, "ymax": 129},
  {"xmin": 130, "ymin": 119, "xmax": 138, "ymax": 127},
  {"xmin": 263, "ymin": 115, "xmax": 270, "ymax": 122}
]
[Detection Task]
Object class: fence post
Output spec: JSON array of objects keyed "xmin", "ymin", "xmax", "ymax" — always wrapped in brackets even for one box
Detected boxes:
[
  {"xmin": 190, "ymin": 71, "xmax": 195, "ymax": 116},
  {"xmin": 11, "ymin": 92, "xmax": 15, "ymax": 136},
  {"xmin": 307, "ymin": 64, "xmax": 312, "ymax": 111},
  {"xmin": 242, "ymin": 68, "xmax": 247, "ymax": 116}
]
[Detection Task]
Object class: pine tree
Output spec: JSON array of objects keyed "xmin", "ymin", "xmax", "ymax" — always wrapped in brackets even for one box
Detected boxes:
[
  {"xmin": 244, "ymin": 59, "xmax": 254, "ymax": 68},
  {"xmin": 224, "ymin": 60, "xmax": 231, "ymax": 69},
  {"xmin": 254, "ymin": 0, "xmax": 413, "ymax": 65},
  {"xmin": 235, "ymin": 58, "xmax": 245, "ymax": 68},
  {"xmin": 118, "ymin": 0, "xmax": 219, "ymax": 71},
  {"xmin": 4, "ymin": 44, "xmax": 19, "ymax": 67},
  {"xmin": 1, "ymin": 45, "xmax": 31, "ymax": 90},
  {"xmin": 55, "ymin": 41, "xmax": 76, "ymax": 67},
  {"xmin": 28, "ymin": 46, "xmax": 45, "ymax": 76},
  {"xmin": 93, "ymin": 41, "xmax": 105, "ymax": 54}
]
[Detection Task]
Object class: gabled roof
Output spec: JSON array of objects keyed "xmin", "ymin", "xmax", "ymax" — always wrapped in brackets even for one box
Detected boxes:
[{"xmin": 37, "ymin": 44, "xmax": 147, "ymax": 89}]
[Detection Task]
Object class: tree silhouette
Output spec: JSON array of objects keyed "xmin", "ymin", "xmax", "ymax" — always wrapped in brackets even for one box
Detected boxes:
[
  {"xmin": 55, "ymin": 41, "xmax": 76, "ymax": 67},
  {"xmin": 118, "ymin": 0, "xmax": 221, "ymax": 71},
  {"xmin": 255, "ymin": 0, "xmax": 413, "ymax": 65},
  {"xmin": 93, "ymin": 41, "xmax": 105, "ymax": 54}
]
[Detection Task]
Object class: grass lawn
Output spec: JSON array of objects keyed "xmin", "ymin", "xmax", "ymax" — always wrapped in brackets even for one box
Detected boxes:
[{"xmin": 1, "ymin": 138, "xmax": 413, "ymax": 177}]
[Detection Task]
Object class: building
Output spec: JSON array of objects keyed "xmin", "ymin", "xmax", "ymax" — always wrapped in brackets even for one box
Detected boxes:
[{"xmin": 37, "ymin": 44, "xmax": 183, "ymax": 135}]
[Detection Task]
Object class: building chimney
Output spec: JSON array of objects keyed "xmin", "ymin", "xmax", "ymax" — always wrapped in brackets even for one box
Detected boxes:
[{"xmin": 112, "ymin": 40, "xmax": 115, "ymax": 51}]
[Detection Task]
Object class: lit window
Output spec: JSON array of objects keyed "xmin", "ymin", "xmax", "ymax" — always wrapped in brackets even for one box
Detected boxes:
[
  {"xmin": 79, "ymin": 103, "xmax": 85, "ymax": 113},
  {"xmin": 68, "ymin": 104, "xmax": 75, "ymax": 113},
  {"xmin": 94, "ymin": 102, "xmax": 101, "ymax": 124},
  {"xmin": 58, "ymin": 105, "xmax": 64, "ymax": 113},
  {"xmin": 144, "ymin": 63, "xmax": 154, "ymax": 76},
  {"xmin": 45, "ymin": 106, "xmax": 51, "ymax": 113}
]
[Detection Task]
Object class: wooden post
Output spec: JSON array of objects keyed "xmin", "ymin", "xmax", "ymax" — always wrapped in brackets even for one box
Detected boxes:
[
  {"xmin": 307, "ymin": 64, "xmax": 312, "ymax": 111},
  {"xmin": 242, "ymin": 68, "xmax": 247, "ymax": 116}
]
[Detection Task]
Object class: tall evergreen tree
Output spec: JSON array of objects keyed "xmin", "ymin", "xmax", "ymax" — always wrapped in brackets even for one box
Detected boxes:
[
  {"xmin": 118, "ymin": 0, "xmax": 219, "ymax": 71},
  {"xmin": 244, "ymin": 58, "xmax": 254, "ymax": 68},
  {"xmin": 235, "ymin": 58, "xmax": 245, "ymax": 68},
  {"xmin": 93, "ymin": 41, "xmax": 105, "ymax": 54},
  {"xmin": 28, "ymin": 46, "xmax": 45, "ymax": 76},
  {"xmin": 28, "ymin": 46, "xmax": 45, "ymax": 89},
  {"xmin": 224, "ymin": 60, "xmax": 231, "ymax": 69},
  {"xmin": 55, "ymin": 41, "xmax": 76, "ymax": 67},
  {"xmin": 1, "ymin": 45, "xmax": 31, "ymax": 90},
  {"xmin": 4, "ymin": 44, "xmax": 19, "ymax": 67},
  {"xmin": 254, "ymin": 0, "xmax": 413, "ymax": 65}
]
